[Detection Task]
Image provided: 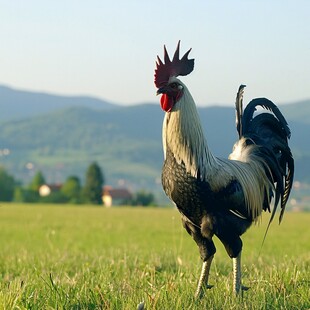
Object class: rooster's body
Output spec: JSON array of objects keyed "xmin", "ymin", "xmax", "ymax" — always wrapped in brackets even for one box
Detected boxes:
[{"xmin": 154, "ymin": 42, "xmax": 294, "ymax": 297}]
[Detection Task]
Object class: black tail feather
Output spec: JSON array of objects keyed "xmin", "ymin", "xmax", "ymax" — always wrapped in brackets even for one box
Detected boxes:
[
  {"xmin": 235, "ymin": 85, "xmax": 246, "ymax": 138},
  {"xmin": 242, "ymin": 97, "xmax": 291, "ymax": 139},
  {"xmin": 279, "ymin": 152, "xmax": 294, "ymax": 222},
  {"xmin": 235, "ymin": 87, "xmax": 294, "ymax": 228}
]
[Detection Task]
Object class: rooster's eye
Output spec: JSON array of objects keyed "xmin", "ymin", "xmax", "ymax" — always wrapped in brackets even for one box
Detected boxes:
[{"xmin": 170, "ymin": 83, "xmax": 178, "ymax": 89}]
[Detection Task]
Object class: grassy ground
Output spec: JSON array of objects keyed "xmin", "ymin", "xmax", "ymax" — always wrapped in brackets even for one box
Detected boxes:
[{"xmin": 0, "ymin": 203, "xmax": 309, "ymax": 309}]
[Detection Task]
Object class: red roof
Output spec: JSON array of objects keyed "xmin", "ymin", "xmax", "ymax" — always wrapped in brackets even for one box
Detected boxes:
[{"xmin": 103, "ymin": 186, "xmax": 132, "ymax": 200}]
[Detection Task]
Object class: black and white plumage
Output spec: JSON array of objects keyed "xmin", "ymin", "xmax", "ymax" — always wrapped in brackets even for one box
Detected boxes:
[{"xmin": 154, "ymin": 42, "xmax": 294, "ymax": 297}]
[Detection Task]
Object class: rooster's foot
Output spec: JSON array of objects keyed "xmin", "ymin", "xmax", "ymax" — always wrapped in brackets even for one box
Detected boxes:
[
  {"xmin": 234, "ymin": 284, "xmax": 250, "ymax": 297},
  {"xmin": 195, "ymin": 256, "xmax": 214, "ymax": 298},
  {"xmin": 195, "ymin": 284, "xmax": 213, "ymax": 299}
]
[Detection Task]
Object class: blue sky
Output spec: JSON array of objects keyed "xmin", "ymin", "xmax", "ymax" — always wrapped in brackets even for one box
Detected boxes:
[{"xmin": 1, "ymin": 1, "xmax": 309, "ymax": 106}]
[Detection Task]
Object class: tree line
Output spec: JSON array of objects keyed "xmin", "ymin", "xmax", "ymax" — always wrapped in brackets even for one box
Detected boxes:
[{"xmin": 0, "ymin": 162, "xmax": 155, "ymax": 206}]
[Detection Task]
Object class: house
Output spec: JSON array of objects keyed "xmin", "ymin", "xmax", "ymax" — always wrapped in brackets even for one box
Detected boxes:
[
  {"xmin": 102, "ymin": 186, "xmax": 132, "ymax": 207},
  {"xmin": 39, "ymin": 184, "xmax": 62, "ymax": 197}
]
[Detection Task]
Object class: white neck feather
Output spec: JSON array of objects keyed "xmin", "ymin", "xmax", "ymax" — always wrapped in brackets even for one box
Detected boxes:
[
  {"xmin": 161, "ymin": 79, "xmax": 272, "ymax": 221},
  {"xmin": 162, "ymin": 80, "xmax": 218, "ymax": 180}
]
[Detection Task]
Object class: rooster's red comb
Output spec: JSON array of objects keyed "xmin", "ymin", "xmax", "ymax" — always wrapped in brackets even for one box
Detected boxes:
[{"xmin": 154, "ymin": 41, "xmax": 194, "ymax": 88}]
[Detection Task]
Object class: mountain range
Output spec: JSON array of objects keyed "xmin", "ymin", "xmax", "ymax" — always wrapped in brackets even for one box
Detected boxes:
[
  {"xmin": 0, "ymin": 84, "xmax": 309, "ymax": 195},
  {"xmin": 0, "ymin": 85, "xmax": 116, "ymax": 121}
]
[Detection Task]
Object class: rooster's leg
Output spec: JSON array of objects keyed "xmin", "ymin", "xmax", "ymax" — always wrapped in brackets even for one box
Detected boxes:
[
  {"xmin": 181, "ymin": 216, "xmax": 215, "ymax": 298},
  {"xmin": 232, "ymin": 252, "xmax": 242, "ymax": 294},
  {"xmin": 195, "ymin": 255, "xmax": 214, "ymax": 299},
  {"xmin": 232, "ymin": 251, "xmax": 249, "ymax": 295}
]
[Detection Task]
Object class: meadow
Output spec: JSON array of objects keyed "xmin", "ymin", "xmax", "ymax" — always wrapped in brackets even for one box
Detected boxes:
[{"xmin": 0, "ymin": 203, "xmax": 309, "ymax": 309}]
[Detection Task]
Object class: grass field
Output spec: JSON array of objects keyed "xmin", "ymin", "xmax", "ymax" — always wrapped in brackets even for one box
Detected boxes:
[{"xmin": 0, "ymin": 203, "xmax": 309, "ymax": 309}]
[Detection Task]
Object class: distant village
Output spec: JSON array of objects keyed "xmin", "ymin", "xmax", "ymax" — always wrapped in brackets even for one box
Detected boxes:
[
  {"xmin": 38, "ymin": 183, "xmax": 133, "ymax": 207},
  {"xmin": 289, "ymin": 181, "xmax": 310, "ymax": 212},
  {"xmin": 0, "ymin": 162, "xmax": 156, "ymax": 207}
]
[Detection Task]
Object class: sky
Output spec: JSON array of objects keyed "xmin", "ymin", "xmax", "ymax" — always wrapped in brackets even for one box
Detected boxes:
[{"xmin": 1, "ymin": 0, "xmax": 309, "ymax": 106}]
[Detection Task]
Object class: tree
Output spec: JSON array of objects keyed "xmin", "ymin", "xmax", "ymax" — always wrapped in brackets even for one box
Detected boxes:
[
  {"xmin": 0, "ymin": 167, "xmax": 15, "ymax": 201},
  {"xmin": 24, "ymin": 170, "xmax": 46, "ymax": 202},
  {"xmin": 29, "ymin": 171, "xmax": 46, "ymax": 191},
  {"xmin": 61, "ymin": 176, "xmax": 81, "ymax": 203},
  {"xmin": 82, "ymin": 162, "xmax": 104, "ymax": 204},
  {"xmin": 130, "ymin": 190, "xmax": 156, "ymax": 206}
]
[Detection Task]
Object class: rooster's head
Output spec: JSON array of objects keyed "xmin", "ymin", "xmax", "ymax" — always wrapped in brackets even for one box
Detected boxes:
[{"xmin": 154, "ymin": 41, "xmax": 194, "ymax": 112}]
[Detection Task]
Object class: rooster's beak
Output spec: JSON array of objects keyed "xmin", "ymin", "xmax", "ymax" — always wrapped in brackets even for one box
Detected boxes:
[{"xmin": 156, "ymin": 86, "xmax": 166, "ymax": 96}]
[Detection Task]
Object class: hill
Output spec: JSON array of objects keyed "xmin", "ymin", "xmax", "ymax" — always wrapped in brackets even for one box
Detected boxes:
[
  {"xmin": 0, "ymin": 104, "xmax": 163, "ymax": 189},
  {"xmin": 0, "ymin": 100, "xmax": 309, "ymax": 192},
  {"xmin": 0, "ymin": 84, "xmax": 117, "ymax": 121},
  {"xmin": 280, "ymin": 100, "xmax": 310, "ymax": 125}
]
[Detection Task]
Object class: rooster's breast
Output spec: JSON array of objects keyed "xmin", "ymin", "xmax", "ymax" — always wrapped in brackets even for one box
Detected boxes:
[
  {"xmin": 162, "ymin": 148, "xmax": 252, "ymax": 234},
  {"xmin": 162, "ymin": 148, "xmax": 214, "ymax": 216}
]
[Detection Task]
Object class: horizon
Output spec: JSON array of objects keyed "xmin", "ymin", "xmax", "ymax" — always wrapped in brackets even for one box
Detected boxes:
[{"xmin": 1, "ymin": 82, "xmax": 309, "ymax": 108}]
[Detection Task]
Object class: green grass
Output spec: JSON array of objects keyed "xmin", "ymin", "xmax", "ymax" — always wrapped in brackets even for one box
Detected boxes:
[{"xmin": 0, "ymin": 203, "xmax": 309, "ymax": 309}]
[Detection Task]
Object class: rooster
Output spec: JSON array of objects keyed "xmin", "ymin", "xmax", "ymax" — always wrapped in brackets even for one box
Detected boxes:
[{"xmin": 154, "ymin": 41, "xmax": 294, "ymax": 297}]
